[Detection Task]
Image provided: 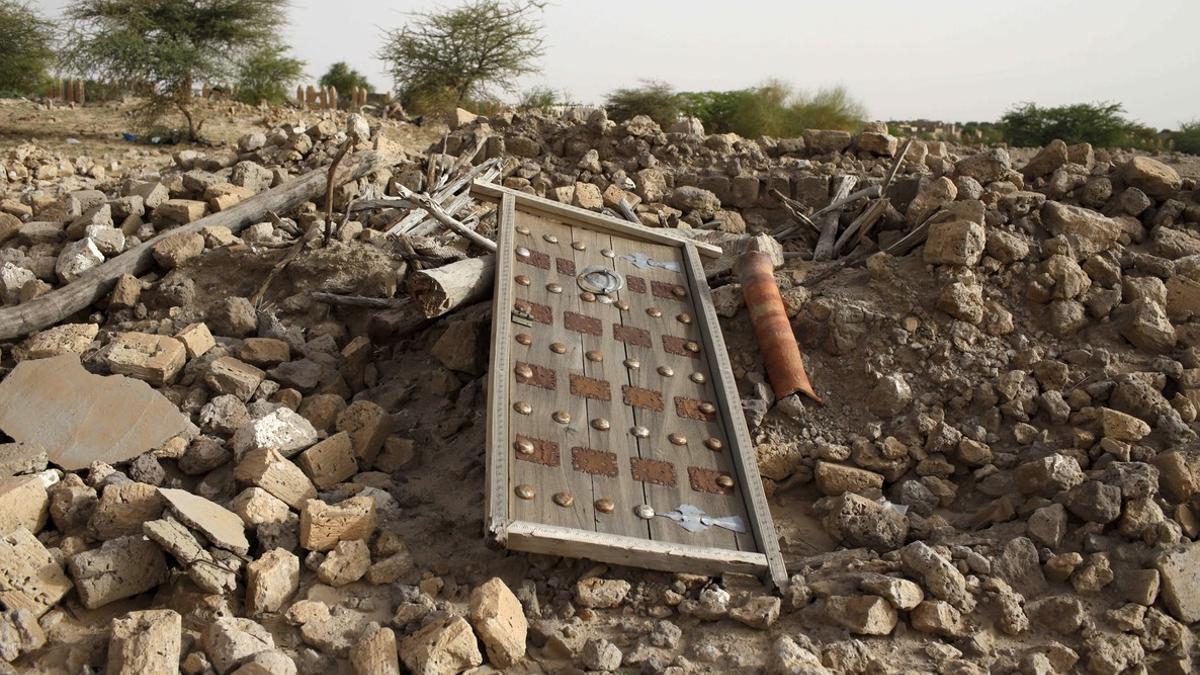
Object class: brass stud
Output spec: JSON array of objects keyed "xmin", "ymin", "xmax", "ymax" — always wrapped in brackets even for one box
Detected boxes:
[
  {"xmin": 515, "ymin": 333, "xmax": 532, "ymax": 346},
  {"xmin": 543, "ymin": 233, "xmax": 559, "ymax": 244},
  {"xmin": 547, "ymin": 283, "xmax": 563, "ymax": 294},
  {"xmin": 514, "ymin": 439, "xmax": 534, "ymax": 455},
  {"xmin": 657, "ymin": 366, "xmax": 674, "ymax": 377},
  {"xmin": 550, "ymin": 342, "xmax": 567, "ymax": 354},
  {"xmin": 698, "ymin": 402, "xmax": 717, "ymax": 414},
  {"xmin": 591, "ymin": 418, "xmax": 611, "ymax": 431},
  {"xmin": 615, "ymin": 300, "xmax": 630, "ymax": 311},
  {"xmin": 572, "ymin": 241, "xmax": 587, "ymax": 251},
  {"xmin": 513, "ymin": 401, "xmax": 532, "ymax": 415},
  {"xmin": 553, "ymin": 491, "xmax": 574, "ymax": 507},
  {"xmin": 646, "ymin": 307, "xmax": 662, "ymax": 318},
  {"xmin": 677, "ymin": 312, "xmax": 693, "ymax": 325},
  {"xmin": 515, "ymin": 225, "xmax": 530, "ymax": 235},
  {"xmin": 514, "ymin": 364, "xmax": 533, "ymax": 379},
  {"xmin": 597, "ymin": 294, "xmax": 614, "ymax": 305},
  {"xmin": 585, "ymin": 350, "xmax": 603, "ymax": 362},
  {"xmin": 705, "ymin": 437, "xmax": 724, "ymax": 451},
  {"xmin": 624, "ymin": 358, "xmax": 641, "ymax": 370},
  {"xmin": 595, "ymin": 497, "xmax": 615, "ymax": 513},
  {"xmin": 631, "ymin": 426, "xmax": 650, "ymax": 439},
  {"xmin": 668, "ymin": 432, "xmax": 688, "ymax": 446},
  {"xmin": 552, "ymin": 410, "xmax": 572, "ymax": 424},
  {"xmin": 690, "ymin": 372, "xmax": 707, "ymax": 384},
  {"xmin": 580, "ymin": 292, "xmax": 597, "ymax": 302},
  {"xmin": 685, "ymin": 341, "xmax": 702, "ymax": 353},
  {"xmin": 672, "ymin": 286, "xmax": 687, "ymax": 298},
  {"xmin": 634, "ymin": 504, "xmax": 655, "ymax": 519},
  {"xmin": 601, "ymin": 248, "xmax": 616, "ymax": 258},
  {"xmin": 515, "ymin": 274, "xmax": 531, "ymax": 286},
  {"xmin": 515, "ymin": 484, "xmax": 536, "ymax": 500},
  {"xmin": 515, "ymin": 246, "xmax": 531, "ymax": 258},
  {"xmin": 716, "ymin": 474, "xmax": 735, "ymax": 489}
]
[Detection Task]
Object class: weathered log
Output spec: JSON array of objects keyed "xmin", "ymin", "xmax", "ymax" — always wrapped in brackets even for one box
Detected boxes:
[
  {"xmin": 407, "ymin": 255, "xmax": 495, "ymax": 318},
  {"xmin": 0, "ymin": 151, "xmax": 385, "ymax": 341},
  {"xmin": 812, "ymin": 175, "xmax": 858, "ymax": 261}
]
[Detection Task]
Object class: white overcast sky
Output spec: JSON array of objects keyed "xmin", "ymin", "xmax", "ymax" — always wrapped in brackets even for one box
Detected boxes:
[{"xmin": 34, "ymin": 0, "xmax": 1200, "ymax": 129}]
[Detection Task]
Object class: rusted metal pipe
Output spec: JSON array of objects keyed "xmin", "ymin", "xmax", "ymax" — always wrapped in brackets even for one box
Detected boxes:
[{"xmin": 738, "ymin": 251, "xmax": 822, "ymax": 404}]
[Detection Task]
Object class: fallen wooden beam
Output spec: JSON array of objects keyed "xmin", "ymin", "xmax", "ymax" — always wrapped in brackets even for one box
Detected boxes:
[
  {"xmin": 0, "ymin": 152, "xmax": 385, "ymax": 342},
  {"xmin": 406, "ymin": 255, "xmax": 496, "ymax": 318}
]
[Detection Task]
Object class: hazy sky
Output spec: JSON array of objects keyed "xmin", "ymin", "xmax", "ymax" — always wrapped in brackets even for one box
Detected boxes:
[{"xmin": 35, "ymin": 0, "xmax": 1200, "ymax": 129}]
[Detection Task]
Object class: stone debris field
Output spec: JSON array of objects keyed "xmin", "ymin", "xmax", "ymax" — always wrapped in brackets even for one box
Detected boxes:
[{"xmin": 0, "ymin": 96, "xmax": 1199, "ymax": 674}]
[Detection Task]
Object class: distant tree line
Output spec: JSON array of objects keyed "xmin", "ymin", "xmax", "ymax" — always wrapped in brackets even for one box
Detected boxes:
[{"xmin": 3, "ymin": 0, "xmax": 1198, "ymax": 154}]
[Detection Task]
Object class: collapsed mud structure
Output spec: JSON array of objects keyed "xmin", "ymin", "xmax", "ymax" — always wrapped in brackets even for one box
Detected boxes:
[{"xmin": 0, "ymin": 100, "xmax": 1199, "ymax": 673}]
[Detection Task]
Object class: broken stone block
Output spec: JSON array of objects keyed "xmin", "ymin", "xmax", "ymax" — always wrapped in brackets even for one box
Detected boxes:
[
  {"xmin": 297, "ymin": 431, "xmax": 357, "ymax": 489},
  {"xmin": 901, "ymin": 541, "xmax": 974, "ymax": 612},
  {"xmin": 232, "ymin": 407, "xmax": 318, "ymax": 460},
  {"xmin": 230, "ymin": 487, "xmax": 290, "ymax": 527},
  {"xmin": 574, "ymin": 577, "xmax": 630, "ymax": 608},
  {"xmin": 152, "ymin": 231, "xmax": 205, "ymax": 269},
  {"xmin": 350, "ymin": 624, "xmax": 400, "ymax": 675},
  {"xmin": 1120, "ymin": 298, "xmax": 1176, "ymax": 353},
  {"xmin": 911, "ymin": 600, "xmax": 966, "ymax": 637},
  {"xmin": 860, "ymin": 575, "xmax": 924, "ymax": 610},
  {"xmin": 90, "ymin": 481, "xmax": 164, "ymax": 539},
  {"xmin": 0, "ymin": 441, "xmax": 48, "ymax": 477},
  {"xmin": 469, "ymin": 577, "xmax": 528, "ymax": 668},
  {"xmin": 729, "ymin": 595, "xmax": 781, "ymax": 629},
  {"xmin": 0, "ymin": 607, "xmax": 46, "ymax": 662},
  {"xmin": 297, "ymin": 394, "xmax": 346, "ymax": 433},
  {"xmin": 398, "ymin": 616, "xmax": 482, "ymax": 675},
  {"xmin": 300, "ymin": 495, "xmax": 376, "ymax": 552},
  {"xmin": 0, "ymin": 262, "xmax": 33, "ymax": 306},
  {"xmin": 1156, "ymin": 543, "xmax": 1200, "ymax": 622},
  {"xmin": 239, "ymin": 337, "xmax": 290, "ymax": 367},
  {"xmin": 374, "ymin": 436, "xmax": 418, "ymax": 473},
  {"xmin": 205, "ymin": 357, "xmax": 266, "ymax": 402},
  {"xmin": 156, "ymin": 199, "xmax": 206, "ymax": 225},
  {"xmin": 55, "ymin": 237, "xmax": 104, "ymax": 282},
  {"xmin": 267, "ymin": 358, "xmax": 322, "ymax": 392},
  {"xmin": 814, "ymin": 461, "xmax": 884, "ymax": 496},
  {"xmin": 431, "ymin": 320, "xmax": 487, "ymax": 375},
  {"xmin": 367, "ymin": 548, "xmax": 415, "ymax": 585},
  {"xmin": 159, "ymin": 487, "xmax": 249, "ymax": 555},
  {"xmin": 803, "ymin": 129, "xmax": 852, "ymax": 154},
  {"xmin": 1014, "ymin": 454, "xmax": 1085, "ymax": 496},
  {"xmin": 234, "ymin": 447, "xmax": 316, "ymax": 510},
  {"xmin": 821, "ymin": 491, "xmax": 908, "ymax": 552},
  {"xmin": 68, "ymin": 535, "xmax": 169, "ymax": 609},
  {"xmin": 1040, "ymin": 201, "xmax": 1120, "ymax": 257},
  {"xmin": 13, "ymin": 323, "xmax": 98, "ymax": 361},
  {"xmin": 176, "ymin": 322, "xmax": 215, "ymax": 358},
  {"xmin": 210, "ymin": 296, "xmax": 258, "ymax": 338},
  {"xmin": 317, "ymin": 539, "xmax": 371, "ymax": 586},
  {"xmin": 581, "ymin": 638, "xmax": 622, "ymax": 671},
  {"xmin": 105, "ymin": 331, "xmax": 187, "ymax": 386},
  {"xmin": 335, "ymin": 400, "xmax": 391, "ymax": 467},
  {"xmin": 246, "ymin": 548, "xmax": 299, "ymax": 615},
  {"xmin": 924, "ymin": 219, "xmax": 985, "ymax": 267},
  {"xmin": 955, "ymin": 147, "xmax": 1011, "ymax": 183},
  {"xmin": 144, "ymin": 517, "xmax": 237, "ymax": 593},
  {"xmin": 107, "ymin": 609, "xmax": 182, "ymax": 675},
  {"xmin": 1120, "ymin": 156, "xmax": 1182, "ymax": 200},
  {"xmin": 203, "ymin": 616, "xmax": 275, "ymax": 674},
  {"xmin": 0, "ymin": 528, "xmax": 71, "ymax": 616},
  {"xmin": 0, "ymin": 474, "xmax": 50, "ymax": 535},
  {"xmin": 824, "ymin": 595, "xmax": 897, "ymax": 635},
  {"xmin": 199, "ymin": 394, "xmax": 249, "ymax": 436}
]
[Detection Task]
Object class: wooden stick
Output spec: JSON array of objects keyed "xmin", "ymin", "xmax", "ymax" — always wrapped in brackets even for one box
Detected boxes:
[
  {"xmin": 393, "ymin": 186, "xmax": 497, "ymax": 252},
  {"xmin": 809, "ymin": 184, "xmax": 879, "ymax": 221},
  {"xmin": 616, "ymin": 199, "xmax": 639, "ymax": 224},
  {"xmin": 812, "ymin": 176, "xmax": 858, "ymax": 261},
  {"xmin": 406, "ymin": 255, "xmax": 496, "ymax": 318},
  {"xmin": 880, "ymin": 139, "xmax": 913, "ymax": 195},
  {"xmin": 0, "ymin": 152, "xmax": 383, "ymax": 341},
  {"xmin": 311, "ymin": 292, "xmax": 409, "ymax": 309},
  {"xmin": 324, "ymin": 139, "xmax": 354, "ymax": 244},
  {"xmin": 832, "ymin": 197, "xmax": 888, "ymax": 257}
]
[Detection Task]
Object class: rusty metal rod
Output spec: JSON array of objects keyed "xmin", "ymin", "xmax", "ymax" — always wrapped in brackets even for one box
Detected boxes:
[{"xmin": 738, "ymin": 251, "xmax": 822, "ymax": 404}]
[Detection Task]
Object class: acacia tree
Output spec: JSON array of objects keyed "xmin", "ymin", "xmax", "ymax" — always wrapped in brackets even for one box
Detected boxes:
[
  {"xmin": 62, "ymin": 0, "xmax": 290, "ymax": 141},
  {"xmin": 378, "ymin": 0, "xmax": 545, "ymax": 108},
  {"xmin": 320, "ymin": 62, "xmax": 373, "ymax": 101},
  {"xmin": 236, "ymin": 46, "xmax": 305, "ymax": 105},
  {"xmin": 0, "ymin": 1, "xmax": 56, "ymax": 96}
]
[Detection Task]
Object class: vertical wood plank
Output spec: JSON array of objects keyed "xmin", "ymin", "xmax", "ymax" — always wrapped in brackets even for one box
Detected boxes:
[
  {"xmin": 484, "ymin": 193, "xmax": 517, "ymax": 540},
  {"xmin": 682, "ymin": 243, "xmax": 789, "ymax": 588}
]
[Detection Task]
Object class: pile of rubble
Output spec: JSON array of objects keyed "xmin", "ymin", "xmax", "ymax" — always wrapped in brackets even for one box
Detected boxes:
[{"xmin": 0, "ymin": 100, "xmax": 1199, "ymax": 673}]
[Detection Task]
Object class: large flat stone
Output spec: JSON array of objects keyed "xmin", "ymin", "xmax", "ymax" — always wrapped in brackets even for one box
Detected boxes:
[
  {"xmin": 0, "ymin": 355, "xmax": 189, "ymax": 470},
  {"xmin": 158, "ymin": 487, "xmax": 249, "ymax": 556},
  {"xmin": 1156, "ymin": 543, "xmax": 1200, "ymax": 622}
]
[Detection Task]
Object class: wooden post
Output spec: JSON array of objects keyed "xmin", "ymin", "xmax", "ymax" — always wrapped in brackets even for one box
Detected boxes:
[
  {"xmin": 305, "ymin": 85, "xmax": 316, "ymax": 109},
  {"xmin": 75, "ymin": 79, "xmax": 85, "ymax": 105},
  {"xmin": 297, "ymin": 85, "xmax": 305, "ymax": 108}
]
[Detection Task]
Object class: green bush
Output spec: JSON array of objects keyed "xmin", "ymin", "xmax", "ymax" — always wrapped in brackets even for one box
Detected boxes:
[
  {"xmin": 0, "ymin": 1, "xmax": 56, "ymax": 97},
  {"xmin": 1175, "ymin": 120, "xmax": 1200, "ymax": 155},
  {"xmin": 605, "ymin": 80, "xmax": 681, "ymax": 128},
  {"xmin": 516, "ymin": 85, "xmax": 560, "ymax": 113},
  {"xmin": 999, "ymin": 102, "xmax": 1155, "ymax": 149},
  {"xmin": 320, "ymin": 62, "xmax": 372, "ymax": 99},
  {"xmin": 235, "ymin": 46, "xmax": 304, "ymax": 105},
  {"xmin": 679, "ymin": 81, "xmax": 866, "ymax": 138}
]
